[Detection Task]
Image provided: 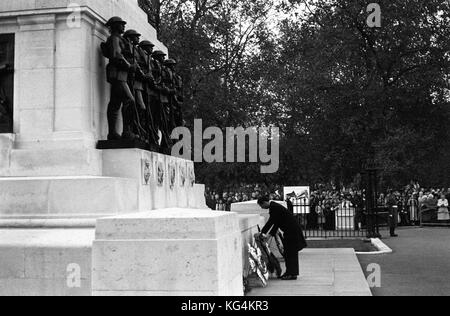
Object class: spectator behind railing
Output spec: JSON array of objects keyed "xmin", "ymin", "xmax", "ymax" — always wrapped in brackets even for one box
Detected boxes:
[
  {"xmin": 437, "ymin": 194, "xmax": 450, "ymax": 222},
  {"xmin": 420, "ymin": 193, "xmax": 438, "ymax": 223},
  {"xmin": 407, "ymin": 194, "xmax": 420, "ymax": 225},
  {"xmin": 204, "ymin": 183, "xmax": 450, "ymax": 225}
]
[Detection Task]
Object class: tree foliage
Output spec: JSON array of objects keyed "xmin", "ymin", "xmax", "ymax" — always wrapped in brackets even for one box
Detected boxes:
[{"xmin": 159, "ymin": 0, "xmax": 450, "ymax": 190}]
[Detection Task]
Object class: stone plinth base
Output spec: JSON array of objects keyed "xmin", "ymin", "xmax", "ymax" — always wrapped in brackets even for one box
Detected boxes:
[
  {"xmin": 231, "ymin": 201, "xmax": 263, "ymax": 215},
  {"xmin": 102, "ymin": 149, "xmax": 199, "ymax": 211},
  {"xmin": 0, "ymin": 149, "xmax": 205, "ymax": 224},
  {"xmin": 97, "ymin": 139, "xmax": 158, "ymax": 152},
  {"xmin": 0, "ymin": 134, "xmax": 103, "ymax": 177},
  {"xmin": 0, "ymin": 177, "xmax": 139, "ymax": 220},
  {"xmin": 238, "ymin": 215, "xmax": 265, "ymax": 279},
  {"xmin": 0, "ymin": 212, "xmax": 260, "ymax": 296},
  {"xmin": 0, "ymin": 228, "xmax": 95, "ymax": 296},
  {"xmin": 92, "ymin": 209, "xmax": 244, "ymax": 296},
  {"xmin": 231, "ymin": 200, "xmax": 288, "ymax": 217},
  {"xmin": 232, "ymin": 201, "xmax": 285, "ymax": 260}
]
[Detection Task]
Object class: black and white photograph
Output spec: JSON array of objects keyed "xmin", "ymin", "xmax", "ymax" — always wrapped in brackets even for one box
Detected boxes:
[{"xmin": 0, "ymin": 0, "xmax": 449, "ymax": 301}]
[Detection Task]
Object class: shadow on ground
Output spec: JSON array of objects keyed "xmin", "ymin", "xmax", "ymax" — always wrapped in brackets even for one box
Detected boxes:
[{"xmin": 307, "ymin": 239, "xmax": 377, "ymax": 253}]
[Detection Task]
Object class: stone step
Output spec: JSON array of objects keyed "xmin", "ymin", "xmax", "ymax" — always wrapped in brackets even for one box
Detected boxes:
[
  {"xmin": 0, "ymin": 148, "xmax": 103, "ymax": 177},
  {"xmin": 248, "ymin": 249, "xmax": 372, "ymax": 297},
  {"xmin": 0, "ymin": 228, "xmax": 95, "ymax": 296},
  {"xmin": 92, "ymin": 209, "xmax": 243, "ymax": 296},
  {"xmin": 0, "ymin": 213, "xmax": 255, "ymax": 296},
  {"xmin": 0, "ymin": 176, "xmax": 139, "ymax": 219},
  {"xmin": 0, "ymin": 218, "xmax": 98, "ymax": 228}
]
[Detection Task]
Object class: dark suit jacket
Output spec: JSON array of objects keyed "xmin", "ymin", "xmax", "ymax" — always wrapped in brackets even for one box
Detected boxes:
[
  {"xmin": 262, "ymin": 201, "xmax": 307, "ymax": 251},
  {"xmin": 286, "ymin": 199, "xmax": 294, "ymax": 215}
]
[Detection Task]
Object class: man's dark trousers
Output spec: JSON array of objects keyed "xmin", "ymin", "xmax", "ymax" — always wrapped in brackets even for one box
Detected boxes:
[
  {"xmin": 285, "ymin": 248, "xmax": 300, "ymax": 276},
  {"xmin": 388, "ymin": 207, "xmax": 398, "ymax": 236}
]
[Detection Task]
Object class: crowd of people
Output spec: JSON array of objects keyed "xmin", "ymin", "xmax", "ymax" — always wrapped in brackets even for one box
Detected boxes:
[
  {"xmin": 205, "ymin": 184, "xmax": 284, "ymax": 212},
  {"xmin": 205, "ymin": 182, "xmax": 450, "ymax": 227}
]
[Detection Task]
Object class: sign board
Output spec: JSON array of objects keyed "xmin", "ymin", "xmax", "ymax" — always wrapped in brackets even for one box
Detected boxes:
[{"xmin": 283, "ymin": 186, "xmax": 310, "ymax": 214}]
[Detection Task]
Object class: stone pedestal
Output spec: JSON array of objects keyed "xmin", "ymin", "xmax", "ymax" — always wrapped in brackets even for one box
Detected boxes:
[
  {"xmin": 0, "ymin": 149, "xmax": 199, "ymax": 225},
  {"xmin": 238, "ymin": 214, "xmax": 265, "ymax": 279},
  {"xmin": 231, "ymin": 200, "xmax": 288, "ymax": 219},
  {"xmin": 0, "ymin": 0, "xmax": 167, "ymax": 177},
  {"xmin": 0, "ymin": 0, "xmax": 238, "ymax": 297},
  {"xmin": 0, "ymin": 176, "xmax": 139, "ymax": 218},
  {"xmin": 92, "ymin": 209, "xmax": 244, "ymax": 296},
  {"xmin": 0, "ymin": 228, "xmax": 95, "ymax": 296},
  {"xmin": 232, "ymin": 201, "xmax": 285, "ymax": 260},
  {"xmin": 102, "ymin": 149, "xmax": 200, "ymax": 212},
  {"xmin": 0, "ymin": 214, "xmax": 262, "ymax": 296}
]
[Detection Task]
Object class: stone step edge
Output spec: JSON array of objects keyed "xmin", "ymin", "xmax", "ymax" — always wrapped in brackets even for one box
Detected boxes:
[
  {"xmin": 355, "ymin": 238, "xmax": 393, "ymax": 255},
  {"xmin": 0, "ymin": 218, "xmax": 100, "ymax": 229}
]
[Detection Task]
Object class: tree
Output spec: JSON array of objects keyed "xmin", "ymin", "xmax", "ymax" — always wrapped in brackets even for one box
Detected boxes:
[
  {"xmin": 256, "ymin": 0, "xmax": 450, "ymax": 187},
  {"xmin": 160, "ymin": 0, "xmax": 450, "ymax": 190}
]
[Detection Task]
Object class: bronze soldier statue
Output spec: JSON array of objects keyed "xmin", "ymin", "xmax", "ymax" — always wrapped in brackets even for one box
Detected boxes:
[
  {"xmin": 138, "ymin": 40, "xmax": 159, "ymax": 149},
  {"xmin": 101, "ymin": 17, "xmax": 137, "ymax": 141},
  {"xmin": 123, "ymin": 29, "xmax": 148, "ymax": 142},
  {"xmin": 152, "ymin": 50, "xmax": 172, "ymax": 152},
  {"xmin": 164, "ymin": 59, "xmax": 184, "ymax": 127}
]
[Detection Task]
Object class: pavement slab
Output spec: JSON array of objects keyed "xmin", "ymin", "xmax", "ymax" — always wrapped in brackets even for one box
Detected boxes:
[
  {"xmin": 248, "ymin": 249, "xmax": 372, "ymax": 297},
  {"xmin": 358, "ymin": 227, "xmax": 450, "ymax": 296}
]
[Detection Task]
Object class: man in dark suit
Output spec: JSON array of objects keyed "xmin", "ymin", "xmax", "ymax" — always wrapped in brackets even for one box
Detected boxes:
[
  {"xmin": 258, "ymin": 197, "xmax": 307, "ymax": 281},
  {"xmin": 285, "ymin": 194, "xmax": 295, "ymax": 215},
  {"xmin": 386, "ymin": 190, "xmax": 399, "ymax": 237}
]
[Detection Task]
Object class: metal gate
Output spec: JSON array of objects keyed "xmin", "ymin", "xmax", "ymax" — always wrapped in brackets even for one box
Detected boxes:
[
  {"xmin": 292, "ymin": 166, "xmax": 389, "ymax": 239},
  {"xmin": 293, "ymin": 198, "xmax": 368, "ymax": 239}
]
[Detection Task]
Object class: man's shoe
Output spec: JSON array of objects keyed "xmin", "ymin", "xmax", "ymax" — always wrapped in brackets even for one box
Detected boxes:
[
  {"xmin": 281, "ymin": 275, "xmax": 297, "ymax": 281},
  {"xmin": 391, "ymin": 234, "xmax": 399, "ymax": 238}
]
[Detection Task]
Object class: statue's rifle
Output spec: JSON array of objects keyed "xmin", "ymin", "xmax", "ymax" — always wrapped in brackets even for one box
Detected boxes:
[
  {"xmin": 156, "ymin": 60, "xmax": 171, "ymax": 147},
  {"xmin": 145, "ymin": 52, "xmax": 159, "ymax": 146}
]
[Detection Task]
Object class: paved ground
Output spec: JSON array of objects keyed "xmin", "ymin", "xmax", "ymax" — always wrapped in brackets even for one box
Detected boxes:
[
  {"xmin": 358, "ymin": 227, "xmax": 450, "ymax": 296},
  {"xmin": 248, "ymin": 249, "xmax": 372, "ymax": 296}
]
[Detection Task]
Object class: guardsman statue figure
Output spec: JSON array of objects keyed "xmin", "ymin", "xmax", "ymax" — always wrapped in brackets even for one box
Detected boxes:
[
  {"xmin": 164, "ymin": 59, "xmax": 184, "ymax": 127},
  {"xmin": 100, "ymin": 17, "xmax": 137, "ymax": 141},
  {"xmin": 138, "ymin": 40, "xmax": 159, "ymax": 149},
  {"xmin": 152, "ymin": 50, "xmax": 172, "ymax": 152},
  {"xmin": 163, "ymin": 59, "xmax": 177, "ymax": 132},
  {"xmin": 123, "ymin": 29, "xmax": 148, "ymax": 142}
]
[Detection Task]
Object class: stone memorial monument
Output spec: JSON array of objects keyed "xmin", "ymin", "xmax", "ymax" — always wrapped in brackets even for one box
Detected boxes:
[{"xmin": 0, "ymin": 0, "xmax": 250, "ymax": 296}]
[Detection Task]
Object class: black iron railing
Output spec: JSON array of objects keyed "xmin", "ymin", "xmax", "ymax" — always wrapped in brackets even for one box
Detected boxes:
[
  {"xmin": 420, "ymin": 207, "xmax": 450, "ymax": 227},
  {"xmin": 293, "ymin": 199, "xmax": 369, "ymax": 239}
]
